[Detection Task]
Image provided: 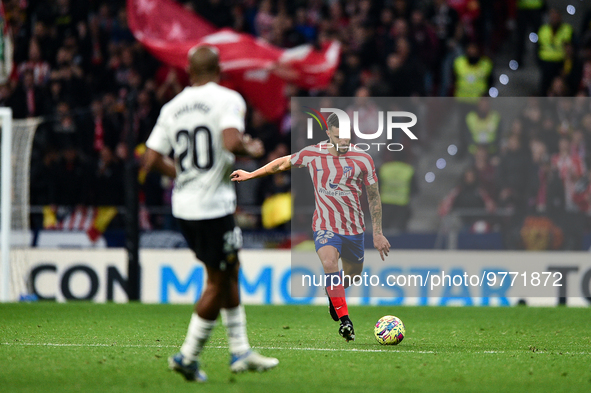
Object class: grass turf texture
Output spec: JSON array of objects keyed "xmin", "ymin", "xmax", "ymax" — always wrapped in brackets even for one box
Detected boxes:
[{"xmin": 1, "ymin": 304, "xmax": 590, "ymax": 393}]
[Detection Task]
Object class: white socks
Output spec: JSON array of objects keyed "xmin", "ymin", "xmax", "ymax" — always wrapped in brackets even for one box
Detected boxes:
[
  {"xmin": 179, "ymin": 306, "xmax": 251, "ymax": 362},
  {"xmin": 180, "ymin": 313, "xmax": 216, "ymax": 362},
  {"xmin": 221, "ymin": 305, "xmax": 251, "ymax": 355}
]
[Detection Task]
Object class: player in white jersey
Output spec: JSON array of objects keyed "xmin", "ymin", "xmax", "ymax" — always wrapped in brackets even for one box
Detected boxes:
[
  {"xmin": 231, "ymin": 113, "xmax": 390, "ymax": 342},
  {"xmin": 143, "ymin": 46, "xmax": 278, "ymax": 382}
]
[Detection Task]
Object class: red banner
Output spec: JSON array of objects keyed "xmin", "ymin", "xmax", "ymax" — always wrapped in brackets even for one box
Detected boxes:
[{"xmin": 127, "ymin": 0, "xmax": 340, "ymax": 120}]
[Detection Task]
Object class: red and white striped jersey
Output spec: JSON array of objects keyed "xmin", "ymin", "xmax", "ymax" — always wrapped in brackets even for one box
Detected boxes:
[{"xmin": 291, "ymin": 142, "xmax": 377, "ymax": 235}]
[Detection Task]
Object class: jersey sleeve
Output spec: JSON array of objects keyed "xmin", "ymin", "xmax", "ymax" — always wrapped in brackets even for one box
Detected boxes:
[
  {"xmin": 146, "ymin": 107, "xmax": 173, "ymax": 155},
  {"xmin": 363, "ymin": 155, "xmax": 377, "ymax": 186},
  {"xmin": 290, "ymin": 147, "xmax": 314, "ymax": 167},
  {"xmin": 219, "ymin": 92, "xmax": 246, "ymax": 132}
]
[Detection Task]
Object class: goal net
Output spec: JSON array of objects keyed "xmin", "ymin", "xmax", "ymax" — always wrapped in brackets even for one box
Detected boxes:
[{"xmin": 0, "ymin": 113, "xmax": 41, "ymax": 301}]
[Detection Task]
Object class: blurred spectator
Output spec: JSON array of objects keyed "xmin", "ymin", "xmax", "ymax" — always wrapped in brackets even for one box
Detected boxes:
[
  {"xmin": 379, "ymin": 150, "xmax": 417, "ymax": 232},
  {"xmin": 525, "ymin": 139, "xmax": 549, "ymax": 212},
  {"xmin": 472, "ymin": 146, "xmax": 496, "ymax": 198},
  {"xmin": 581, "ymin": 113, "xmax": 591, "ymax": 166},
  {"xmin": 447, "ymin": 0, "xmax": 481, "ymax": 42},
  {"xmin": 248, "ymin": 109, "xmax": 282, "ymax": 155},
  {"xmin": 502, "ymin": 118, "xmax": 529, "ymax": 155},
  {"xmin": 552, "ymin": 137, "xmax": 584, "ymax": 212},
  {"xmin": 255, "ymin": 0, "xmax": 275, "ymax": 40},
  {"xmin": 573, "ymin": 169, "xmax": 591, "ymax": 213},
  {"xmin": 428, "ymin": 0, "xmax": 462, "ymax": 96},
  {"xmin": 54, "ymin": 143, "xmax": 92, "ymax": 206},
  {"xmin": 50, "ymin": 47, "xmax": 88, "ymax": 108},
  {"xmin": 384, "ymin": 38, "xmax": 423, "ymax": 96},
  {"xmin": 134, "ymin": 89, "xmax": 159, "ymax": 144},
  {"xmin": 571, "ymin": 130, "xmax": 587, "ymax": 168},
  {"xmin": 94, "ymin": 146, "xmax": 124, "ymax": 206},
  {"xmin": 536, "ymin": 114, "xmax": 560, "ymax": 155},
  {"xmin": 547, "ymin": 75, "xmax": 568, "ymax": 97},
  {"xmin": 294, "ymin": 7, "xmax": 317, "ymax": 43},
  {"xmin": 464, "ymin": 98, "xmax": 501, "ymax": 155},
  {"xmin": 497, "ymin": 134, "xmax": 530, "ymax": 210},
  {"xmin": 438, "ymin": 168, "xmax": 495, "ymax": 227},
  {"xmin": 341, "ymin": 53, "xmax": 362, "ymax": 96},
  {"xmin": 30, "ymin": 146, "xmax": 60, "ymax": 207},
  {"xmin": 537, "ymin": 8, "xmax": 573, "ymax": 95},
  {"xmin": 155, "ymin": 65, "xmax": 186, "ymax": 104},
  {"xmin": 51, "ymin": 101, "xmax": 80, "ymax": 149},
  {"xmin": 514, "ymin": 0, "xmax": 544, "ymax": 66},
  {"xmin": 86, "ymin": 98, "xmax": 120, "ymax": 159},
  {"xmin": 453, "ymin": 42, "xmax": 493, "ymax": 101},
  {"xmin": 7, "ymin": 69, "xmax": 48, "ymax": 118},
  {"xmin": 17, "ymin": 39, "xmax": 51, "ymax": 86},
  {"xmin": 409, "ymin": 9, "xmax": 439, "ymax": 95}
]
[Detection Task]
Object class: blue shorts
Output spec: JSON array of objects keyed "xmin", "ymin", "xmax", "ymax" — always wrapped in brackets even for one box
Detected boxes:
[{"xmin": 313, "ymin": 230, "xmax": 365, "ymax": 263}]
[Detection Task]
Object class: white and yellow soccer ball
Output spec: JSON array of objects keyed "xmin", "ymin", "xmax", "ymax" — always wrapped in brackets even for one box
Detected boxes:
[{"xmin": 374, "ymin": 315, "xmax": 405, "ymax": 345}]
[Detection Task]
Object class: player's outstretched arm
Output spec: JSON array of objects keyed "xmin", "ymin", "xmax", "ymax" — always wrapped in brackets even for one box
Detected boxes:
[
  {"xmin": 231, "ymin": 155, "xmax": 292, "ymax": 183},
  {"xmin": 143, "ymin": 148, "xmax": 176, "ymax": 179},
  {"xmin": 366, "ymin": 181, "xmax": 391, "ymax": 261}
]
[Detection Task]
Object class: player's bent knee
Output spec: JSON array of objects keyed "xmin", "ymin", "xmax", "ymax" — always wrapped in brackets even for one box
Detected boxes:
[{"xmin": 320, "ymin": 258, "xmax": 339, "ymax": 273}]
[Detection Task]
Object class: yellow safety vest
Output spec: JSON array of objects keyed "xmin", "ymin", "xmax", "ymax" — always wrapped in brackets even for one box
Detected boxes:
[
  {"xmin": 453, "ymin": 56, "xmax": 493, "ymax": 103},
  {"xmin": 538, "ymin": 23, "xmax": 573, "ymax": 62},
  {"xmin": 465, "ymin": 110, "xmax": 501, "ymax": 154},
  {"xmin": 517, "ymin": 0, "xmax": 543, "ymax": 10},
  {"xmin": 379, "ymin": 162, "xmax": 414, "ymax": 206}
]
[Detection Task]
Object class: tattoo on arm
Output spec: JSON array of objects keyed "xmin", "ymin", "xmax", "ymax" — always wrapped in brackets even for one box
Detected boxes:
[{"xmin": 366, "ymin": 182, "xmax": 383, "ymax": 235}]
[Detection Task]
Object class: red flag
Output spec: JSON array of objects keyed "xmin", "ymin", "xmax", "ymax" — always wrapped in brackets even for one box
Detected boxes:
[{"xmin": 127, "ymin": 0, "xmax": 340, "ymax": 120}]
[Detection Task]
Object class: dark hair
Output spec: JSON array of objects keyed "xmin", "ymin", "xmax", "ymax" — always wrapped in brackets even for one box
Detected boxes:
[{"xmin": 327, "ymin": 112, "xmax": 339, "ymax": 129}]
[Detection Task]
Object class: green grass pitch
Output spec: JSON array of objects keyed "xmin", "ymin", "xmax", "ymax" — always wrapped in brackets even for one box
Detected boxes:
[{"xmin": 1, "ymin": 303, "xmax": 590, "ymax": 393}]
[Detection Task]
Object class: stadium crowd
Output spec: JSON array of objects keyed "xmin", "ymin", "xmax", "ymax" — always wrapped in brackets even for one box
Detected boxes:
[
  {"xmin": 0, "ymin": 0, "xmax": 590, "ymax": 249},
  {"xmin": 439, "ymin": 97, "xmax": 591, "ymax": 250}
]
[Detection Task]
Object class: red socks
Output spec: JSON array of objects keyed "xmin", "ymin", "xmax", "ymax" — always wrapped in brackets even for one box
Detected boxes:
[{"xmin": 326, "ymin": 272, "xmax": 349, "ymax": 319}]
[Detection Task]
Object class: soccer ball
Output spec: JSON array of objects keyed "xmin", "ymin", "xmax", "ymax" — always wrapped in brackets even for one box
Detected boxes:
[{"xmin": 374, "ymin": 315, "xmax": 405, "ymax": 345}]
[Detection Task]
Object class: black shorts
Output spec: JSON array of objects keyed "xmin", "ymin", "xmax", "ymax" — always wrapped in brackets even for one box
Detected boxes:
[{"xmin": 177, "ymin": 214, "xmax": 242, "ymax": 270}]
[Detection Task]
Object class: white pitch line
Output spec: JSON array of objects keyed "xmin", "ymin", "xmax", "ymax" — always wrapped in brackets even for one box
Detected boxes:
[
  {"xmin": 254, "ymin": 346, "xmax": 435, "ymax": 354},
  {"xmin": 2, "ymin": 343, "xmax": 589, "ymax": 355},
  {"xmin": 0, "ymin": 342, "xmax": 432, "ymax": 354},
  {"xmin": 1, "ymin": 342, "xmax": 176, "ymax": 348}
]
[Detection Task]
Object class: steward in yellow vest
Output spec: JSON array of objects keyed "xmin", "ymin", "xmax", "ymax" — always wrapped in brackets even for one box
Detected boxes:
[
  {"xmin": 453, "ymin": 43, "xmax": 493, "ymax": 103},
  {"xmin": 379, "ymin": 152, "xmax": 417, "ymax": 232},
  {"xmin": 537, "ymin": 8, "xmax": 573, "ymax": 94},
  {"xmin": 464, "ymin": 98, "xmax": 501, "ymax": 155},
  {"xmin": 380, "ymin": 162, "xmax": 415, "ymax": 206}
]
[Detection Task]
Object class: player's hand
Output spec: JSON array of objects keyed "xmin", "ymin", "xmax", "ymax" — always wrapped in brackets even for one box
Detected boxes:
[
  {"xmin": 244, "ymin": 136, "xmax": 265, "ymax": 158},
  {"xmin": 374, "ymin": 233, "xmax": 390, "ymax": 261},
  {"xmin": 231, "ymin": 170, "xmax": 252, "ymax": 183}
]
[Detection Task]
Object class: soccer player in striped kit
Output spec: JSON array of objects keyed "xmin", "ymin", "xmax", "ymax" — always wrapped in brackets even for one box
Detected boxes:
[{"xmin": 231, "ymin": 113, "xmax": 390, "ymax": 342}]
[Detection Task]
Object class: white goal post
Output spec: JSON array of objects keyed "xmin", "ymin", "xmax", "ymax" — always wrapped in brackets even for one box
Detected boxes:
[
  {"xmin": 1, "ymin": 107, "xmax": 12, "ymax": 301},
  {"xmin": 1, "ymin": 109, "xmax": 41, "ymax": 302}
]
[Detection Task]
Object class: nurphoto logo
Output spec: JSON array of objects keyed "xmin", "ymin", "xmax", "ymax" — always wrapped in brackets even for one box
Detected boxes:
[{"xmin": 303, "ymin": 107, "xmax": 418, "ymax": 152}]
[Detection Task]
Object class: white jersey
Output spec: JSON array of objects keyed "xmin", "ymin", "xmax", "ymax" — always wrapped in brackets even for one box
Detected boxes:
[{"xmin": 146, "ymin": 82, "xmax": 246, "ymax": 220}]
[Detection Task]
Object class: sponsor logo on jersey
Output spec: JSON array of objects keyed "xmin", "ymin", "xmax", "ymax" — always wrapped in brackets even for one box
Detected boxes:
[{"xmin": 318, "ymin": 187, "xmax": 351, "ymax": 197}]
